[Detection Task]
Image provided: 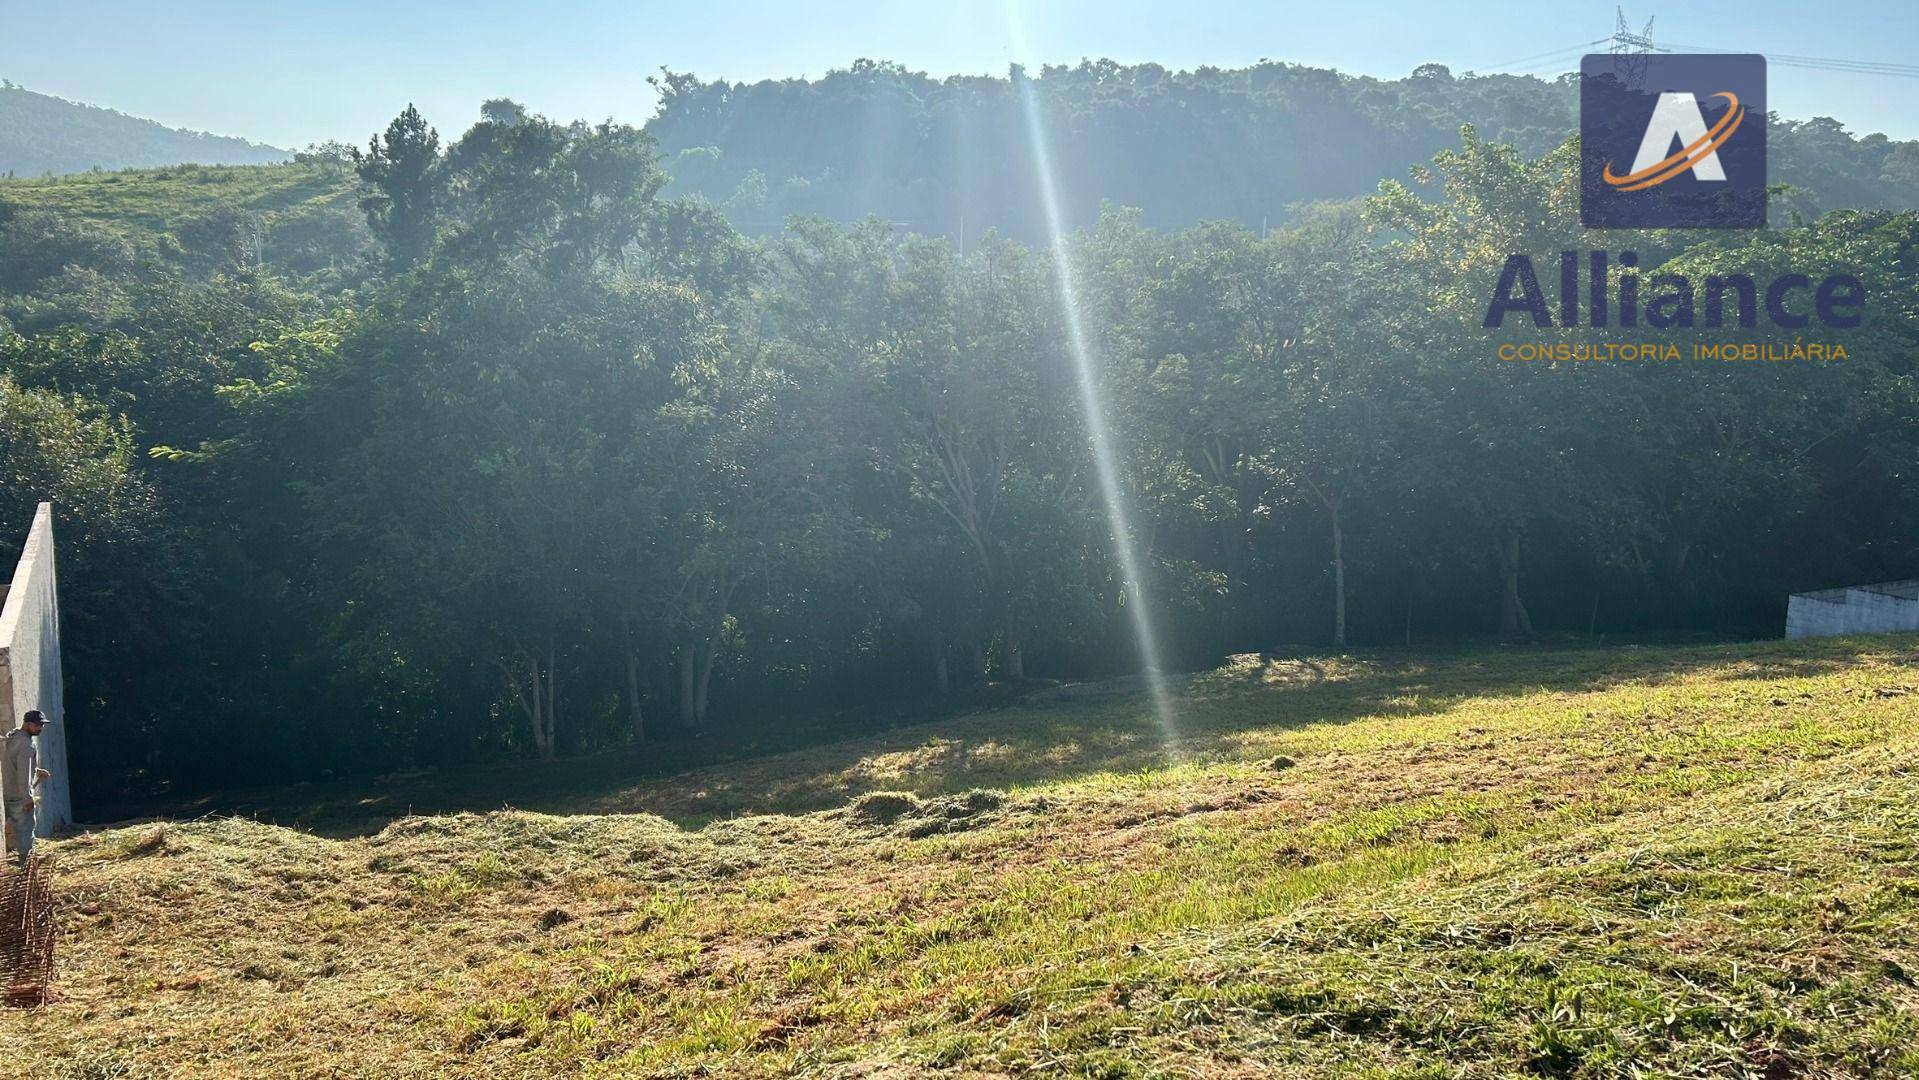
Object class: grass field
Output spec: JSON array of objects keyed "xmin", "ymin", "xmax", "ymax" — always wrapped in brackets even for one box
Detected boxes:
[
  {"xmin": 0, "ymin": 161, "xmax": 366, "ymax": 275},
  {"xmin": 8, "ymin": 636, "xmax": 1919, "ymax": 1077},
  {"xmin": 0, "ymin": 163, "xmax": 351, "ymax": 236}
]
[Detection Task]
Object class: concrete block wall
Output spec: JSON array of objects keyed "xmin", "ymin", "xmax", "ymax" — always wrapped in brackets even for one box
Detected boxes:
[
  {"xmin": 0, "ymin": 503, "xmax": 69, "ymax": 834},
  {"xmin": 1785, "ymin": 579, "xmax": 1919, "ymax": 640}
]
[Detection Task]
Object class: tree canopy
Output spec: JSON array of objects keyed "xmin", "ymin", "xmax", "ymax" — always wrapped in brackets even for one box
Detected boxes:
[{"xmin": 0, "ymin": 85, "xmax": 1913, "ymax": 804}]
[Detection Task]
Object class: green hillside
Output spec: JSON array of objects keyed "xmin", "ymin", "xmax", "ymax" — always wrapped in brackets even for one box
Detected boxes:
[
  {"xmin": 0, "ymin": 161, "xmax": 347, "ymax": 235},
  {"xmin": 0, "ymin": 82, "xmax": 287, "ymax": 177},
  {"xmin": 9, "ymin": 637, "xmax": 1919, "ymax": 1076},
  {"xmin": 0, "ymin": 160, "xmax": 366, "ymax": 283}
]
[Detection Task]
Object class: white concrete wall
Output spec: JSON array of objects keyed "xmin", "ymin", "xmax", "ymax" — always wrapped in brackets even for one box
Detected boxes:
[
  {"xmin": 0, "ymin": 504, "xmax": 69, "ymax": 834},
  {"xmin": 1786, "ymin": 581, "xmax": 1919, "ymax": 640}
]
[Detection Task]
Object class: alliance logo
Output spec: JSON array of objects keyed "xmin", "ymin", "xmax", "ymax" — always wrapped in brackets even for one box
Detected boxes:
[
  {"xmin": 1581, "ymin": 53, "xmax": 1766, "ymax": 228},
  {"xmin": 1602, "ymin": 91, "xmax": 1746, "ymax": 191}
]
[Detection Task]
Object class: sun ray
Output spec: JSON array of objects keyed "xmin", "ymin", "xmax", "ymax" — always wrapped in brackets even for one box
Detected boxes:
[{"xmin": 1003, "ymin": 1, "xmax": 1181, "ymax": 745}]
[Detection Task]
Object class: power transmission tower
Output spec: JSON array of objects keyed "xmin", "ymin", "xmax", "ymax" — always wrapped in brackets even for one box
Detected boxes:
[{"xmin": 1610, "ymin": 7, "xmax": 1657, "ymax": 83}]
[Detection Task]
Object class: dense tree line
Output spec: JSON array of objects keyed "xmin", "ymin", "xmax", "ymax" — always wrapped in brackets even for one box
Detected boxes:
[
  {"xmin": 650, "ymin": 60, "xmax": 1919, "ymax": 240},
  {"xmin": 0, "ymin": 95, "xmax": 1915, "ymax": 804}
]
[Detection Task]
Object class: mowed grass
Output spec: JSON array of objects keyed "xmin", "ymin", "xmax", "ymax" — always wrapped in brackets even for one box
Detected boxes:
[{"xmin": 8, "ymin": 636, "xmax": 1919, "ymax": 1077}]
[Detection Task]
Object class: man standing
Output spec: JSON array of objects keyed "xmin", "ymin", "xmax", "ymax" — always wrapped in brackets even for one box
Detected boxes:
[{"xmin": 3, "ymin": 710, "xmax": 51, "ymax": 865}]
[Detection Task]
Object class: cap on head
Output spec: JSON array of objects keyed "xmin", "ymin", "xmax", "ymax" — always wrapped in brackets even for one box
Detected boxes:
[{"xmin": 21, "ymin": 710, "xmax": 46, "ymax": 728}]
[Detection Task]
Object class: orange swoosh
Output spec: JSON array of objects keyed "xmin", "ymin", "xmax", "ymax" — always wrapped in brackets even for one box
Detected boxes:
[
  {"xmin": 1614, "ymin": 103, "xmax": 1744, "ymax": 191},
  {"xmin": 1601, "ymin": 91, "xmax": 1743, "ymax": 191}
]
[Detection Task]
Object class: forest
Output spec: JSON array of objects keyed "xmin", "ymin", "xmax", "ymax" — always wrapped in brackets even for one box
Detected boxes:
[
  {"xmin": 648, "ymin": 60, "xmax": 1919, "ymax": 238},
  {"xmin": 1, "ymin": 68, "xmax": 1916, "ymax": 804}
]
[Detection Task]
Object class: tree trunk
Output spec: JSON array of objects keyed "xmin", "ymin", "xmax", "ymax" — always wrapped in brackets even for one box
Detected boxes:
[
  {"xmin": 934, "ymin": 648, "xmax": 951, "ymax": 694},
  {"xmin": 505, "ymin": 650, "xmax": 554, "ymax": 761},
  {"xmin": 971, "ymin": 640, "xmax": 988, "ymax": 683},
  {"xmin": 528, "ymin": 670, "xmax": 548, "ymax": 759},
  {"xmin": 543, "ymin": 635, "xmax": 558, "ymax": 759},
  {"xmin": 1655, "ymin": 540, "xmax": 1690, "ymax": 627},
  {"xmin": 1497, "ymin": 532, "xmax": 1534, "ymax": 638},
  {"xmin": 1330, "ymin": 501, "xmax": 1347, "ymax": 648},
  {"xmin": 1661, "ymin": 540, "xmax": 1692, "ymax": 580},
  {"xmin": 678, "ymin": 645, "xmax": 697, "ymax": 729},
  {"xmin": 1005, "ymin": 628, "xmax": 1025, "ymax": 680},
  {"xmin": 694, "ymin": 638, "xmax": 718, "ymax": 726},
  {"xmin": 648, "ymin": 670, "xmax": 669, "ymax": 711},
  {"xmin": 1219, "ymin": 516, "xmax": 1243, "ymax": 589},
  {"xmin": 622, "ymin": 615, "xmax": 644, "ymax": 744}
]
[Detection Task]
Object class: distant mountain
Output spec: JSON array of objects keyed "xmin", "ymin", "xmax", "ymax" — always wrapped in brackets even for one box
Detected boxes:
[{"xmin": 0, "ymin": 81, "xmax": 288, "ymax": 176}]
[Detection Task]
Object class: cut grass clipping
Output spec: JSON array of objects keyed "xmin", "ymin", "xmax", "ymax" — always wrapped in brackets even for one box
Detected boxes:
[{"xmin": 7, "ymin": 635, "xmax": 1919, "ymax": 1077}]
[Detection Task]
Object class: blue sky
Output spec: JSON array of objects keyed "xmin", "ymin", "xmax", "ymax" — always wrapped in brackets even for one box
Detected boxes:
[{"xmin": 3, "ymin": 1, "xmax": 1916, "ymax": 148}]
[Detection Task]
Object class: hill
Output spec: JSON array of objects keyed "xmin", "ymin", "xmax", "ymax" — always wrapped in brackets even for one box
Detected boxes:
[
  {"xmin": 650, "ymin": 60, "xmax": 1919, "ymax": 241},
  {"xmin": 0, "ymin": 82, "xmax": 287, "ymax": 177},
  {"xmin": 0, "ymin": 161, "xmax": 346, "ymax": 236},
  {"xmin": 0, "ymin": 161, "xmax": 369, "ymax": 286},
  {"xmin": 7, "ymin": 60, "xmax": 1918, "ymax": 260},
  {"xmin": 10, "ymin": 636, "xmax": 1919, "ymax": 1076}
]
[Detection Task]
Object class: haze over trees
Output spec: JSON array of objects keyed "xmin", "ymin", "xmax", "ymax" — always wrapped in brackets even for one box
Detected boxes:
[
  {"xmin": 650, "ymin": 60, "xmax": 1919, "ymax": 239},
  {"xmin": 0, "ymin": 81, "xmax": 288, "ymax": 177},
  {"xmin": 12, "ymin": 59, "xmax": 1915, "ymax": 233},
  {"xmin": 0, "ymin": 63, "xmax": 1915, "ymax": 804}
]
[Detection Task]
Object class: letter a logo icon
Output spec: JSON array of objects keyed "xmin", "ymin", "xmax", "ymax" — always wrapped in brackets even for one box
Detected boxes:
[
  {"xmin": 1581, "ymin": 54, "xmax": 1766, "ymax": 228},
  {"xmin": 1625, "ymin": 93, "xmax": 1729, "ymax": 182}
]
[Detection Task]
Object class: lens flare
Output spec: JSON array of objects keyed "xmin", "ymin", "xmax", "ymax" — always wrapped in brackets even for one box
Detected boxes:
[{"xmin": 1004, "ymin": 3, "xmax": 1180, "ymax": 742}]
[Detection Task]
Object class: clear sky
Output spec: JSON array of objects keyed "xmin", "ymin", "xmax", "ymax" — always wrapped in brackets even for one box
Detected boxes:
[{"xmin": 3, "ymin": 0, "xmax": 1916, "ymax": 149}]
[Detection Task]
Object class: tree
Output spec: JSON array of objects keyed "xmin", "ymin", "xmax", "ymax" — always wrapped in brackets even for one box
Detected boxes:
[
  {"xmin": 353, "ymin": 105, "xmax": 442, "ymax": 269},
  {"xmin": 0, "ymin": 375, "xmax": 175, "ymax": 783},
  {"xmin": 1367, "ymin": 130, "xmax": 1649, "ymax": 636}
]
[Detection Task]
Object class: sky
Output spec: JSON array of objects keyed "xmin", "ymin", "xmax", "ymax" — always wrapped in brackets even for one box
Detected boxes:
[{"xmin": 3, "ymin": 0, "xmax": 1916, "ymax": 149}]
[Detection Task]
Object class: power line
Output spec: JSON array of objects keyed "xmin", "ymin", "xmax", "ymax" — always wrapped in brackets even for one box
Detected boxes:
[
  {"xmin": 1471, "ymin": 21, "xmax": 1919, "ymax": 84},
  {"xmin": 1739, "ymin": 52, "xmax": 1919, "ymax": 74},
  {"xmin": 1473, "ymin": 39, "xmax": 1609, "ymax": 75},
  {"xmin": 1654, "ymin": 43, "xmax": 1919, "ymax": 78},
  {"xmin": 1763, "ymin": 59, "xmax": 1919, "ymax": 80},
  {"xmin": 1505, "ymin": 53, "xmax": 1593, "ymax": 78},
  {"xmin": 1657, "ymin": 42, "xmax": 1919, "ymax": 73}
]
